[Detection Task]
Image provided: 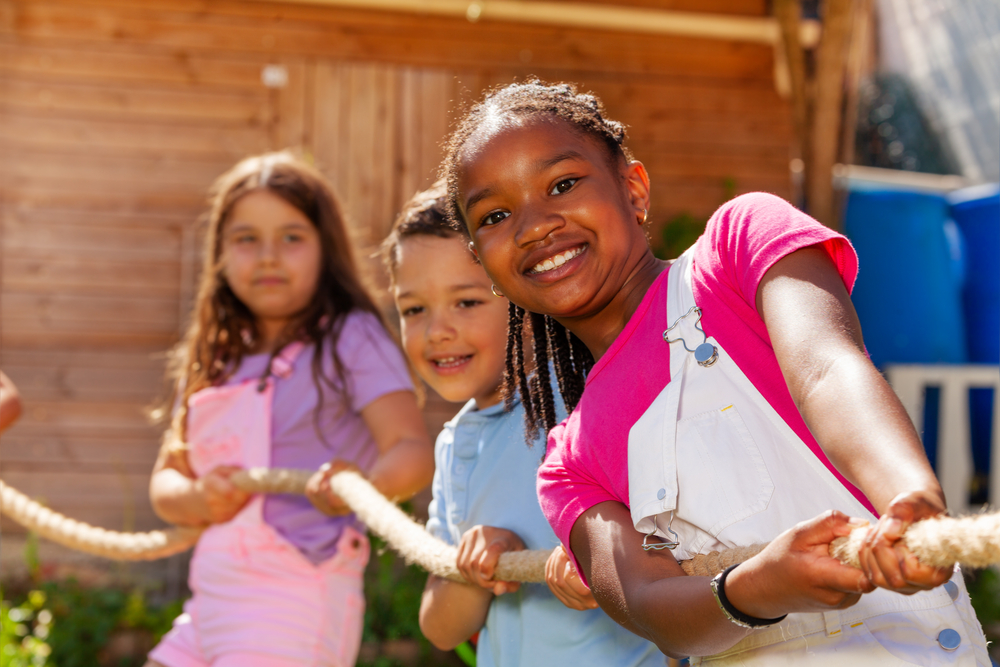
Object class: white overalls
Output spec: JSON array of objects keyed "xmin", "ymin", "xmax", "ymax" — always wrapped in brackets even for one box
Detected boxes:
[{"xmin": 628, "ymin": 249, "xmax": 989, "ymax": 666}]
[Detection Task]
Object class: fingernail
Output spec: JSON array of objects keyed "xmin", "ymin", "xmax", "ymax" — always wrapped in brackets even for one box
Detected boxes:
[{"xmin": 847, "ymin": 517, "xmax": 870, "ymax": 528}]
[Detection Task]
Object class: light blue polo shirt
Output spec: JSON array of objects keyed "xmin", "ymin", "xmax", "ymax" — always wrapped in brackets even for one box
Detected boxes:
[{"xmin": 426, "ymin": 396, "xmax": 663, "ymax": 667}]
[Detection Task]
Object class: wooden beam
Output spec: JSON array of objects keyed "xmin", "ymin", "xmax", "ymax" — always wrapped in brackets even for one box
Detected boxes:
[
  {"xmin": 807, "ymin": 0, "xmax": 853, "ymax": 229},
  {"xmin": 252, "ymin": 0, "xmax": 822, "ymax": 46},
  {"xmin": 774, "ymin": 0, "xmax": 808, "ymax": 160},
  {"xmin": 839, "ymin": 0, "xmax": 873, "ymax": 169}
]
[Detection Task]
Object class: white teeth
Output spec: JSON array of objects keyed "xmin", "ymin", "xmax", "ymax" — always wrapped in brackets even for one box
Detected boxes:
[
  {"xmin": 433, "ymin": 356, "xmax": 470, "ymax": 368},
  {"xmin": 531, "ymin": 246, "xmax": 584, "ymax": 274}
]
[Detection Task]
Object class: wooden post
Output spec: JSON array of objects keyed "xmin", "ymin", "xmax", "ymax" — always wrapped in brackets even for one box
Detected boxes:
[
  {"xmin": 774, "ymin": 0, "xmax": 809, "ymax": 167},
  {"xmin": 808, "ymin": 0, "xmax": 854, "ymax": 229},
  {"xmin": 835, "ymin": 0, "xmax": 874, "ymax": 225},
  {"xmin": 840, "ymin": 0, "xmax": 874, "ymax": 170}
]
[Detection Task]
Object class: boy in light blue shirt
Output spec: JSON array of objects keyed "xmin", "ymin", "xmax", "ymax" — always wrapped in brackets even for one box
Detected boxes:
[{"xmin": 381, "ymin": 181, "xmax": 662, "ymax": 667}]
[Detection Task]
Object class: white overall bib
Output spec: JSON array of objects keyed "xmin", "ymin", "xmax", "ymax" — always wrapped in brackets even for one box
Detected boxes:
[
  {"xmin": 628, "ymin": 249, "xmax": 989, "ymax": 666},
  {"xmin": 151, "ymin": 342, "xmax": 369, "ymax": 667}
]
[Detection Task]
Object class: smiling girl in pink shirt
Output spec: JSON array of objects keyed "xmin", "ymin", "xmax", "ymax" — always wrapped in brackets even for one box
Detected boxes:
[{"xmin": 437, "ymin": 81, "xmax": 989, "ymax": 666}]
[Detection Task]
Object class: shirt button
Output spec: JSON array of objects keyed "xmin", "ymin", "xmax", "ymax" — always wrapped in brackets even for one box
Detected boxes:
[
  {"xmin": 943, "ymin": 580, "xmax": 959, "ymax": 601},
  {"xmin": 656, "ymin": 488, "xmax": 666, "ymax": 500},
  {"xmin": 937, "ymin": 629, "xmax": 961, "ymax": 651}
]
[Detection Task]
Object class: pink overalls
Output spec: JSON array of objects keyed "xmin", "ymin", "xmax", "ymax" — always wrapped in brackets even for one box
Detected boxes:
[{"xmin": 149, "ymin": 343, "xmax": 370, "ymax": 667}]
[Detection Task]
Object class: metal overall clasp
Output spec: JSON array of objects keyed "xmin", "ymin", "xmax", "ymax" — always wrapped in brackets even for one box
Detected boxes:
[
  {"xmin": 663, "ymin": 305, "xmax": 718, "ymax": 367},
  {"xmin": 642, "ymin": 511, "xmax": 681, "ymax": 551}
]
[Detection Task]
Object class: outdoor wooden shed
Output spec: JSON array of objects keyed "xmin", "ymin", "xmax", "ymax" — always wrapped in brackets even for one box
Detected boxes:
[{"xmin": 0, "ymin": 0, "xmax": 795, "ymax": 572}]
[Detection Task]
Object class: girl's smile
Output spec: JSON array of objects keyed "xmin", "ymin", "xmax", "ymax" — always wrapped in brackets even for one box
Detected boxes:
[
  {"xmin": 527, "ymin": 244, "xmax": 587, "ymax": 275},
  {"xmin": 457, "ymin": 118, "xmax": 662, "ymax": 358}
]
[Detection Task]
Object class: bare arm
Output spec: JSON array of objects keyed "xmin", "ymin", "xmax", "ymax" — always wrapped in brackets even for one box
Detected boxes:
[
  {"xmin": 149, "ymin": 440, "xmax": 250, "ymax": 527},
  {"xmin": 419, "ymin": 575, "xmax": 493, "ymax": 650},
  {"xmin": 364, "ymin": 390, "xmax": 436, "ymax": 501},
  {"xmin": 308, "ymin": 390, "xmax": 434, "ymax": 514},
  {"xmin": 420, "ymin": 524, "xmax": 525, "ymax": 650},
  {"xmin": 0, "ymin": 371, "xmax": 23, "ymax": 433},
  {"xmin": 756, "ymin": 246, "xmax": 949, "ymax": 591},
  {"xmin": 573, "ymin": 502, "xmax": 871, "ymax": 658}
]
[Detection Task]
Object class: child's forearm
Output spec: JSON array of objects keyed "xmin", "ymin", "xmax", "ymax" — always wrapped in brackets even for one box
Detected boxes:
[
  {"xmin": 419, "ymin": 575, "xmax": 492, "ymax": 651},
  {"xmin": 367, "ymin": 437, "xmax": 435, "ymax": 503},
  {"xmin": 0, "ymin": 371, "xmax": 23, "ymax": 433},
  {"xmin": 794, "ymin": 351, "xmax": 943, "ymax": 512},
  {"xmin": 577, "ymin": 502, "xmax": 873, "ymax": 658},
  {"xmin": 757, "ymin": 247, "xmax": 943, "ymax": 513},
  {"xmin": 149, "ymin": 467, "xmax": 211, "ymax": 526},
  {"xmin": 574, "ymin": 502, "xmax": 752, "ymax": 658}
]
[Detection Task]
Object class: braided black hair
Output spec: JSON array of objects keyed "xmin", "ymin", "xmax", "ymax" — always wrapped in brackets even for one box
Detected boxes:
[{"xmin": 441, "ymin": 80, "xmax": 624, "ymax": 442}]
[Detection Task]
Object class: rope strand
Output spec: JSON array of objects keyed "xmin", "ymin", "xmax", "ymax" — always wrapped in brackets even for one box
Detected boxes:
[{"xmin": 2, "ymin": 472, "xmax": 998, "ymax": 581}]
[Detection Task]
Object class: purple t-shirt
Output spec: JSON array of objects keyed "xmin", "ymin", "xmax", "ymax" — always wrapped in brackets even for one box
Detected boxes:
[{"xmin": 225, "ymin": 310, "xmax": 413, "ymax": 563}]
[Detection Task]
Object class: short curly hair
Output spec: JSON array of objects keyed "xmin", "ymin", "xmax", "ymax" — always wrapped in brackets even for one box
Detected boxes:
[
  {"xmin": 379, "ymin": 179, "xmax": 463, "ymax": 285},
  {"xmin": 437, "ymin": 80, "xmax": 635, "ymax": 441}
]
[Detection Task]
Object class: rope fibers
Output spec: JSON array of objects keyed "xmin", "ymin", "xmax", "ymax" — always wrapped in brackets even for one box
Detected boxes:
[{"xmin": 2, "ymin": 469, "xmax": 998, "ymax": 582}]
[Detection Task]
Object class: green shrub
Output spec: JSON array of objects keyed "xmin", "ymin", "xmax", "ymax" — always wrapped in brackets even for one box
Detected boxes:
[
  {"xmin": 965, "ymin": 568, "xmax": 1000, "ymax": 661},
  {"xmin": 1, "ymin": 589, "xmax": 52, "ymax": 667},
  {"xmin": 359, "ymin": 534, "xmax": 434, "ymax": 666},
  {"xmin": 1, "ymin": 581, "xmax": 182, "ymax": 667}
]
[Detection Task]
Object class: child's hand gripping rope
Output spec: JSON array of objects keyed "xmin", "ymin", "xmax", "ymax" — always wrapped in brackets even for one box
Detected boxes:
[{"xmin": 2, "ymin": 468, "xmax": 999, "ymax": 580}]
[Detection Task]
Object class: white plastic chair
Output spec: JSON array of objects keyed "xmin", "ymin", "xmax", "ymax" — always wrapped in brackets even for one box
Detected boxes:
[{"xmin": 886, "ymin": 364, "xmax": 1000, "ymax": 515}]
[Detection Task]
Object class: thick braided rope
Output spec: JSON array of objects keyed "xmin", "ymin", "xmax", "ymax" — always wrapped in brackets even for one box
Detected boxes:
[
  {"xmin": 3, "ymin": 471, "xmax": 999, "ymax": 581},
  {"xmin": 0, "ymin": 480, "xmax": 203, "ymax": 560},
  {"xmin": 829, "ymin": 512, "xmax": 1000, "ymax": 570}
]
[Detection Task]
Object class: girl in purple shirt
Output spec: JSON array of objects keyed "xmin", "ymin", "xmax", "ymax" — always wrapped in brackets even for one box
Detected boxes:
[{"xmin": 146, "ymin": 152, "xmax": 434, "ymax": 667}]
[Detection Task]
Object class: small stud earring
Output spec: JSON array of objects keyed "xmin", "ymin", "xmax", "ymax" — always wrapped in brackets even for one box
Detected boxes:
[{"xmin": 491, "ymin": 285, "xmax": 504, "ymax": 298}]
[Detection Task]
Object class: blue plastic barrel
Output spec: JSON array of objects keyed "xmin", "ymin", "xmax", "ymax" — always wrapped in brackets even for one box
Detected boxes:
[
  {"xmin": 950, "ymin": 184, "xmax": 1000, "ymax": 364},
  {"xmin": 844, "ymin": 189, "xmax": 967, "ymax": 369},
  {"xmin": 949, "ymin": 184, "xmax": 999, "ymax": 501}
]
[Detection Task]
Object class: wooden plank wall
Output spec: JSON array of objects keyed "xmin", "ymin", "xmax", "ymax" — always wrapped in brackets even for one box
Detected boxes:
[{"xmin": 0, "ymin": 0, "xmax": 791, "ymax": 561}]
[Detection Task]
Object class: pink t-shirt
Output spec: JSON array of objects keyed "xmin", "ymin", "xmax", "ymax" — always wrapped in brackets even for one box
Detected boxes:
[
  {"xmin": 537, "ymin": 193, "xmax": 871, "ymax": 569},
  {"xmin": 227, "ymin": 310, "xmax": 413, "ymax": 563}
]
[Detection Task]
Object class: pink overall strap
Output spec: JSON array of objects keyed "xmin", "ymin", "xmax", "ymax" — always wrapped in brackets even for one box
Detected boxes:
[{"xmin": 268, "ymin": 341, "xmax": 306, "ymax": 380}]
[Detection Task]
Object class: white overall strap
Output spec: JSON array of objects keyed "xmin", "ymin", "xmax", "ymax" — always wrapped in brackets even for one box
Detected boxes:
[
  {"xmin": 627, "ymin": 249, "xmax": 698, "ymax": 531},
  {"xmin": 666, "ymin": 247, "xmax": 698, "ymax": 325}
]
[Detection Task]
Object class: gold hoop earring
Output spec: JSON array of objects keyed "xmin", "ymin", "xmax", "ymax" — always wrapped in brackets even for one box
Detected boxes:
[
  {"xmin": 640, "ymin": 208, "xmax": 648, "ymax": 224},
  {"xmin": 491, "ymin": 285, "xmax": 504, "ymax": 298}
]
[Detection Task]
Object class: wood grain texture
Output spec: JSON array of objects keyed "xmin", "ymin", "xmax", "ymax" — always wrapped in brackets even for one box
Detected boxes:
[{"xmin": 0, "ymin": 0, "xmax": 792, "ymax": 544}]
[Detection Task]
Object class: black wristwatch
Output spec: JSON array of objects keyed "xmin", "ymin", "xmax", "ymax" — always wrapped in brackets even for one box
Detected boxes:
[{"xmin": 709, "ymin": 564, "xmax": 788, "ymax": 629}]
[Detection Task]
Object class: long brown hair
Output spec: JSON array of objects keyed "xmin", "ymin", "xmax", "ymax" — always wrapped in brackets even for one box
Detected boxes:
[{"xmin": 166, "ymin": 151, "xmax": 386, "ymax": 443}]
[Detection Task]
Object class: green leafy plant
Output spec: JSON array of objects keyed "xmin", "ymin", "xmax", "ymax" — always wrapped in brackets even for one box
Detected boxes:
[
  {"xmin": 1, "ymin": 579, "xmax": 184, "ymax": 667},
  {"xmin": 1, "ymin": 589, "xmax": 53, "ymax": 667},
  {"xmin": 359, "ymin": 534, "xmax": 432, "ymax": 665},
  {"xmin": 652, "ymin": 178, "xmax": 736, "ymax": 260},
  {"xmin": 965, "ymin": 568, "xmax": 1000, "ymax": 661},
  {"xmin": 359, "ymin": 530, "xmax": 468, "ymax": 667}
]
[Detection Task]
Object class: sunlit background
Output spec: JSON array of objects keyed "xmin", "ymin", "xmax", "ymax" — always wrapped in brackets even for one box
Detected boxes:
[{"xmin": 0, "ymin": 1, "xmax": 997, "ymax": 665}]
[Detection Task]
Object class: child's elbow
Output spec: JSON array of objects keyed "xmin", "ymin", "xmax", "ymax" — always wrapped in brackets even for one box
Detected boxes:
[
  {"xmin": 0, "ymin": 394, "xmax": 22, "ymax": 431},
  {"xmin": 418, "ymin": 607, "xmax": 462, "ymax": 651}
]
